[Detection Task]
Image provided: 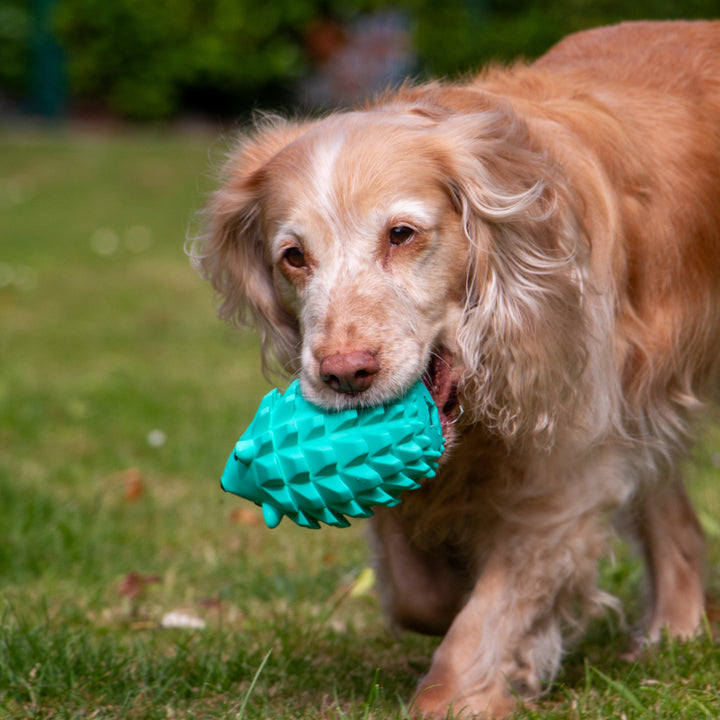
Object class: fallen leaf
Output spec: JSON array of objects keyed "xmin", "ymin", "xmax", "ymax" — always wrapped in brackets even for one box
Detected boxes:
[
  {"xmin": 117, "ymin": 571, "xmax": 161, "ymax": 600},
  {"xmin": 350, "ymin": 567, "xmax": 376, "ymax": 597},
  {"xmin": 129, "ymin": 620, "xmax": 156, "ymax": 630},
  {"xmin": 199, "ymin": 597, "xmax": 224, "ymax": 610},
  {"xmin": 122, "ymin": 468, "xmax": 145, "ymax": 503},
  {"xmin": 230, "ymin": 507, "xmax": 262, "ymax": 526},
  {"xmin": 331, "ymin": 567, "xmax": 377, "ymax": 605}
]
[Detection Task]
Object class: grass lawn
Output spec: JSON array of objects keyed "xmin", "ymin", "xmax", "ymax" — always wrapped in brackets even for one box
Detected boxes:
[{"xmin": 1, "ymin": 129, "xmax": 719, "ymax": 719}]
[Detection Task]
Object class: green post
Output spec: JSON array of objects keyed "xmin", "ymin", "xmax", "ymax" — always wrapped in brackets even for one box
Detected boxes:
[{"xmin": 30, "ymin": 0, "xmax": 66, "ymax": 119}]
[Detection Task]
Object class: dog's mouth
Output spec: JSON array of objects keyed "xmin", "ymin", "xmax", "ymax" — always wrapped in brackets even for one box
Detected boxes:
[{"xmin": 421, "ymin": 346, "xmax": 460, "ymax": 433}]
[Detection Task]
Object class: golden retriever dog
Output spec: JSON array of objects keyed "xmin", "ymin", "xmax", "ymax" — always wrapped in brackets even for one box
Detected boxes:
[{"xmin": 192, "ymin": 20, "xmax": 720, "ymax": 718}]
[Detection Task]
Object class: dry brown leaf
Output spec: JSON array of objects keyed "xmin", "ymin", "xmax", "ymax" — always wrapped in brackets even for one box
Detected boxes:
[
  {"xmin": 230, "ymin": 507, "xmax": 262, "ymax": 526},
  {"xmin": 199, "ymin": 597, "xmax": 224, "ymax": 610},
  {"xmin": 116, "ymin": 571, "xmax": 161, "ymax": 600},
  {"xmin": 122, "ymin": 467, "xmax": 145, "ymax": 503}
]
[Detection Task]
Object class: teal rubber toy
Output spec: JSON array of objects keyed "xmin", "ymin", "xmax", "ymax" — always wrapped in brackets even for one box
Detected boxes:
[{"xmin": 221, "ymin": 380, "xmax": 444, "ymax": 529}]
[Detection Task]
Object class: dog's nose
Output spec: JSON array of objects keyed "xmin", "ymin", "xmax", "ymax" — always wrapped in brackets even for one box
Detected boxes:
[{"xmin": 319, "ymin": 351, "xmax": 380, "ymax": 394}]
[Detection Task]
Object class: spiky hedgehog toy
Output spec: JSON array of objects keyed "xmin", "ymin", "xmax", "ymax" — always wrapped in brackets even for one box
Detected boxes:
[{"xmin": 221, "ymin": 380, "xmax": 445, "ymax": 529}]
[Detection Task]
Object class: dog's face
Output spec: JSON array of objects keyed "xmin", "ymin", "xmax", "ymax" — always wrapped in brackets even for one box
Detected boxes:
[
  {"xmin": 251, "ymin": 112, "xmax": 468, "ymax": 425},
  {"xmin": 199, "ymin": 105, "xmax": 587, "ymax": 445}
]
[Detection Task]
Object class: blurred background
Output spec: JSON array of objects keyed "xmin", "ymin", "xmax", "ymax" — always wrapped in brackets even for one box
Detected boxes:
[{"xmin": 3, "ymin": 0, "xmax": 719, "ymax": 125}]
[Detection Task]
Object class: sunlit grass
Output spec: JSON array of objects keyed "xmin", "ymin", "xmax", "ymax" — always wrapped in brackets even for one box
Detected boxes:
[{"xmin": 1, "ymin": 130, "xmax": 718, "ymax": 719}]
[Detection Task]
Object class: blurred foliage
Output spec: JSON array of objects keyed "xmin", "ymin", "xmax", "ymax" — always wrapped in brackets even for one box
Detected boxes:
[
  {"xmin": 411, "ymin": 0, "xmax": 720, "ymax": 76},
  {"xmin": 2, "ymin": 0, "xmax": 718, "ymax": 119},
  {"xmin": 0, "ymin": 0, "xmax": 30, "ymax": 98},
  {"xmin": 51, "ymin": 0, "xmax": 402, "ymax": 118},
  {"xmin": 53, "ymin": 0, "xmax": 323, "ymax": 119}
]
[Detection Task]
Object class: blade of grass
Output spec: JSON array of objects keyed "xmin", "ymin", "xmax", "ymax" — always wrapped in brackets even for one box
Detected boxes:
[
  {"xmin": 590, "ymin": 666, "xmax": 649, "ymax": 715},
  {"xmin": 363, "ymin": 668, "xmax": 382, "ymax": 720},
  {"xmin": 235, "ymin": 649, "xmax": 272, "ymax": 720}
]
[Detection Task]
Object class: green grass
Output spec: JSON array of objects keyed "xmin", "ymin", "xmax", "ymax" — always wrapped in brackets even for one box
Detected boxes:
[{"xmin": 1, "ymin": 129, "xmax": 719, "ymax": 719}]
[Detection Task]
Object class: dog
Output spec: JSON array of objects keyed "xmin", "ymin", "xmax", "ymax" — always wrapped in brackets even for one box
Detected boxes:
[{"xmin": 192, "ymin": 20, "xmax": 720, "ymax": 718}]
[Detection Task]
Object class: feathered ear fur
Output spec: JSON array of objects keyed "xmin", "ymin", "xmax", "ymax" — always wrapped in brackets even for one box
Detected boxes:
[
  {"xmin": 189, "ymin": 116, "xmax": 315, "ymax": 376},
  {"xmin": 436, "ymin": 105, "xmax": 590, "ymax": 447}
]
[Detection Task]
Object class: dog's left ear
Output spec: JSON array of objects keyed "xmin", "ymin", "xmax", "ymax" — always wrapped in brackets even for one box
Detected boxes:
[{"xmin": 434, "ymin": 109, "xmax": 590, "ymax": 446}]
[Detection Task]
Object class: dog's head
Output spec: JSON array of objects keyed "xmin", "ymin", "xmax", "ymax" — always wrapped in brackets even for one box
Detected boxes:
[{"xmin": 193, "ymin": 100, "xmax": 589, "ymax": 445}]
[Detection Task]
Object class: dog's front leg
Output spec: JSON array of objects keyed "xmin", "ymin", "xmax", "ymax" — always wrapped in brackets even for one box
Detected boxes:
[
  {"xmin": 370, "ymin": 508, "xmax": 469, "ymax": 636},
  {"xmin": 412, "ymin": 512, "xmax": 609, "ymax": 719}
]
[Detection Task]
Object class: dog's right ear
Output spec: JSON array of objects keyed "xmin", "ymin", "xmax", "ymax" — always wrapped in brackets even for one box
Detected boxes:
[{"xmin": 190, "ymin": 117, "xmax": 315, "ymax": 376}]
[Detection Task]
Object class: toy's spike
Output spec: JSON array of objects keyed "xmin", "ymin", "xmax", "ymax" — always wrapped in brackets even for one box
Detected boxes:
[
  {"xmin": 341, "ymin": 464, "xmax": 382, "ymax": 491},
  {"xmin": 276, "ymin": 445, "xmax": 310, "ymax": 481},
  {"xmin": 363, "ymin": 432, "xmax": 394, "ymax": 457},
  {"xmin": 355, "ymin": 486, "xmax": 396, "ymax": 506},
  {"xmin": 381, "ymin": 475, "xmax": 420, "ymax": 493},
  {"xmin": 303, "ymin": 414, "xmax": 326, "ymax": 441},
  {"xmin": 333, "ymin": 436, "xmax": 370, "ymax": 467},
  {"xmin": 394, "ymin": 442, "xmax": 424, "ymax": 465},
  {"xmin": 316, "ymin": 507, "xmax": 351, "ymax": 528},
  {"xmin": 313, "ymin": 475, "xmax": 354, "ymax": 504},
  {"xmin": 334, "ymin": 499, "xmax": 373, "ymax": 518},
  {"xmin": 385, "ymin": 424, "xmax": 415, "ymax": 446},
  {"xmin": 366, "ymin": 454, "xmax": 405, "ymax": 476},
  {"xmin": 302, "ymin": 444, "xmax": 337, "ymax": 477},
  {"xmin": 325, "ymin": 409, "xmax": 359, "ymax": 433},
  {"xmin": 404, "ymin": 464, "xmax": 434, "ymax": 481},
  {"xmin": 262, "ymin": 502, "xmax": 283, "ymax": 528},
  {"xmin": 381, "ymin": 402, "xmax": 405, "ymax": 422},
  {"xmin": 293, "ymin": 509, "xmax": 320, "ymax": 529},
  {"xmin": 290, "ymin": 481, "xmax": 325, "ymax": 509},
  {"xmin": 273, "ymin": 420, "xmax": 299, "ymax": 450}
]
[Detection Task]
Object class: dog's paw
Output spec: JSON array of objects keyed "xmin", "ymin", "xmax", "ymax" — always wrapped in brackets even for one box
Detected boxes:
[{"xmin": 412, "ymin": 673, "xmax": 520, "ymax": 719}]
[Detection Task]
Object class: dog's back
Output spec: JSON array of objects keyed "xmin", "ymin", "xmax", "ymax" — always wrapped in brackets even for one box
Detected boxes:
[
  {"xmin": 536, "ymin": 21, "xmax": 720, "ymax": 416},
  {"xmin": 535, "ymin": 20, "xmax": 720, "ymax": 88}
]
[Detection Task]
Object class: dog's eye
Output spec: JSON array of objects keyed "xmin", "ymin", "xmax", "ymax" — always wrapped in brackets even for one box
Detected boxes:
[
  {"xmin": 283, "ymin": 247, "xmax": 306, "ymax": 269},
  {"xmin": 388, "ymin": 226, "xmax": 415, "ymax": 246}
]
